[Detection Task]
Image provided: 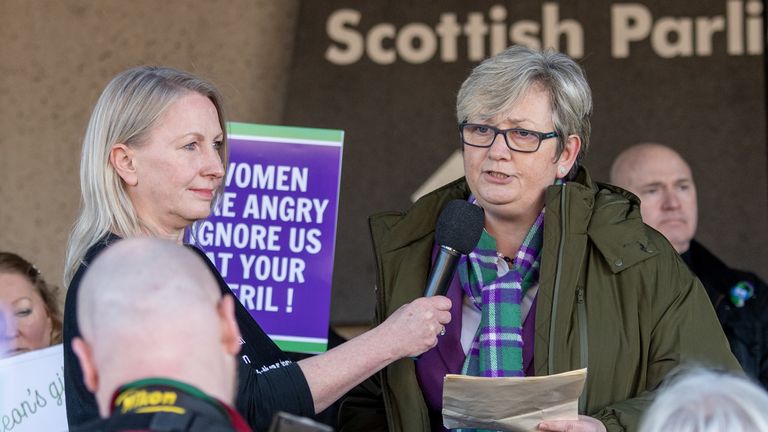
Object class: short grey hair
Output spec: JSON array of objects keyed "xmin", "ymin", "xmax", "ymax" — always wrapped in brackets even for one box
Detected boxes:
[
  {"xmin": 640, "ymin": 368, "xmax": 768, "ymax": 432},
  {"xmin": 456, "ymin": 45, "xmax": 592, "ymax": 179}
]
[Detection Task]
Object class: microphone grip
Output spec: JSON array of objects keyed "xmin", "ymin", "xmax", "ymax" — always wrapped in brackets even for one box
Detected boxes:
[{"xmin": 424, "ymin": 246, "xmax": 461, "ymax": 297}]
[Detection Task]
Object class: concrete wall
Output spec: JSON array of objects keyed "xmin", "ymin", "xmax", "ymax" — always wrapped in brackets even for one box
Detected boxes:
[{"xmin": 0, "ymin": 0, "xmax": 299, "ymax": 305}]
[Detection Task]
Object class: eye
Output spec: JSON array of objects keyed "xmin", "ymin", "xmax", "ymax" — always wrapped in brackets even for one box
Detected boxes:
[
  {"xmin": 509, "ymin": 129, "xmax": 538, "ymax": 141},
  {"xmin": 516, "ymin": 130, "xmax": 531, "ymax": 137},
  {"xmin": 212, "ymin": 140, "xmax": 223, "ymax": 151},
  {"xmin": 642, "ymin": 187, "xmax": 658, "ymax": 196},
  {"xmin": 15, "ymin": 309, "xmax": 31, "ymax": 318},
  {"xmin": 183, "ymin": 142, "xmax": 197, "ymax": 151},
  {"xmin": 468, "ymin": 125, "xmax": 493, "ymax": 136}
]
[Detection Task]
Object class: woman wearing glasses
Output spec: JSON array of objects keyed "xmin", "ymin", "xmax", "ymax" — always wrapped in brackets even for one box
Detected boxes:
[{"xmin": 339, "ymin": 45, "xmax": 739, "ymax": 432}]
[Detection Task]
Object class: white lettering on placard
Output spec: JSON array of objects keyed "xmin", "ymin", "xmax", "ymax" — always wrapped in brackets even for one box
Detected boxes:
[
  {"xmin": 226, "ymin": 163, "xmax": 308, "ymax": 192},
  {"xmin": 325, "ymin": 1, "xmax": 763, "ymax": 63}
]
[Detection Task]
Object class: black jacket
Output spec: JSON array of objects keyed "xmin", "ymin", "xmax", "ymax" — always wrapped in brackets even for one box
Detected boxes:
[
  {"xmin": 682, "ymin": 239, "xmax": 768, "ymax": 387},
  {"xmin": 71, "ymin": 378, "xmax": 251, "ymax": 432}
]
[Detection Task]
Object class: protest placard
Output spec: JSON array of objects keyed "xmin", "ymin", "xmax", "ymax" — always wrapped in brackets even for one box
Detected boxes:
[
  {"xmin": 0, "ymin": 344, "xmax": 67, "ymax": 432},
  {"xmin": 191, "ymin": 122, "xmax": 344, "ymax": 354}
]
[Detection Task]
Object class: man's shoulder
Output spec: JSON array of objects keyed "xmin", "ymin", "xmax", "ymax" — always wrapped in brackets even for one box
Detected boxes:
[
  {"xmin": 687, "ymin": 240, "xmax": 768, "ymax": 297},
  {"xmin": 71, "ymin": 408, "xmax": 239, "ymax": 432}
]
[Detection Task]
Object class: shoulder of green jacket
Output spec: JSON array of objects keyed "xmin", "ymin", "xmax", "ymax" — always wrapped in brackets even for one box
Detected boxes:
[
  {"xmin": 369, "ymin": 177, "xmax": 470, "ymax": 253},
  {"xmin": 560, "ymin": 170, "xmax": 664, "ymax": 274}
]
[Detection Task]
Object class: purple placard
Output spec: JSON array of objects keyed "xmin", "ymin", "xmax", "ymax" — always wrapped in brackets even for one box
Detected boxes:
[{"xmin": 191, "ymin": 123, "xmax": 343, "ymax": 353}]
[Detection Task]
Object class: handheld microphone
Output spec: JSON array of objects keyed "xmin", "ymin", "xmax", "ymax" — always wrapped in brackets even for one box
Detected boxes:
[{"xmin": 423, "ymin": 200, "xmax": 484, "ymax": 297}]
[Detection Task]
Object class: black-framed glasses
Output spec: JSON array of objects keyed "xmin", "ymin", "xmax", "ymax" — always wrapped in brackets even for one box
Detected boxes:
[{"xmin": 458, "ymin": 123, "xmax": 559, "ymax": 153}]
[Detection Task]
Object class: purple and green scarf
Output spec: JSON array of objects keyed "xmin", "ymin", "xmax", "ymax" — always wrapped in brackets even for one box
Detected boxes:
[{"xmin": 458, "ymin": 205, "xmax": 545, "ymax": 378}]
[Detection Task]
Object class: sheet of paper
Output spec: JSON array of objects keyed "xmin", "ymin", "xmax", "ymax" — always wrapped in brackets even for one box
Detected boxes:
[{"xmin": 442, "ymin": 368, "xmax": 587, "ymax": 431}]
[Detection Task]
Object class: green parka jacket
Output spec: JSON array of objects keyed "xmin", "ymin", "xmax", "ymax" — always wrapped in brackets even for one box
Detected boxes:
[{"xmin": 339, "ymin": 168, "xmax": 739, "ymax": 432}]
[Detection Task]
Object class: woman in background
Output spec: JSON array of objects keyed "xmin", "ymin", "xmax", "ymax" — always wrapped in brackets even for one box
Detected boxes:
[{"xmin": 0, "ymin": 252, "xmax": 62, "ymax": 356}]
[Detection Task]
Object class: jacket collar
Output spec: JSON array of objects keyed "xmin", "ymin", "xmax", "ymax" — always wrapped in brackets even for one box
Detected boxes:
[
  {"xmin": 546, "ymin": 168, "xmax": 659, "ymax": 273},
  {"xmin": 373, "ymin": 167, "xmax": 658, "ymax": 273}
]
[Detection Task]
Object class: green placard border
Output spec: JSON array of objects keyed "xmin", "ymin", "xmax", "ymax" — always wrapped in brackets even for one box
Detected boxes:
[
  {"xmin": 274, "ymin": 339, "xmax": 329, "ymax": 354},
  {"xmin": 227, "ymin": 122, "xmax": 343, "ymax": 143}
]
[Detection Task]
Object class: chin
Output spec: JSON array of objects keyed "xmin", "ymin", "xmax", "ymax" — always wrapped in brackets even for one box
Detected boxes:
[
  {"xmin": 6, "ymin": 348, "xmax": 28, "ymax": 356},
  {"xmin": 186, "ymin": 206, "xmax": 214, "ymax": 221}
]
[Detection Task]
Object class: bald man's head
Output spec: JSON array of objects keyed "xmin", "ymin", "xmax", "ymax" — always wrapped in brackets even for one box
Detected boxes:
[
  {"xmin": 73, "ymin": 238, "xmax": 240, "ymax": 415},
  {"xmin": 610, "ymin": 143, "xmax": 698, "ymax": 253}
]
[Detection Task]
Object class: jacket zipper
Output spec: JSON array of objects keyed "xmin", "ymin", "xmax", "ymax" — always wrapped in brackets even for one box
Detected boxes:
[
  {"xmin": 577, "ymin": 286, "xmax": 588, "ymax": 414},
  {"xmin": 548, "ymin": 183, "xmax": 589, "ymax": 414},
  {"xmin": 549, "ymin": 184, "xmax": 567, "ymax": 374}
]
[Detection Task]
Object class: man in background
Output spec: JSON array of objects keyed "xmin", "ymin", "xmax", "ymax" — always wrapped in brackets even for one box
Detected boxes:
[
  {"xmin": 611, "ymin": 143, "xmax": 768, "ymax": 387},
  {"xmin": 71, "ymin": 238, "xmax": 250, "ymax": 431}
]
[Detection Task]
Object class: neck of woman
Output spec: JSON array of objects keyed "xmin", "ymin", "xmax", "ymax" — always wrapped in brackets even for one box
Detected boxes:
[
  {"xmin": 483, "ymin": 208, "xmax": 542, "ymax": 258},
  {"xmin": 137, "ymin": 218, "xmax": 186, "ymax": 244}
]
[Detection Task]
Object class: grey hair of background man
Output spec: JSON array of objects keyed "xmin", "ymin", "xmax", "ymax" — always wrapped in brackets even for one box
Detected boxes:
[
  {"xmin": 639, "ymin": 368, "xmax": 768, "ymax": 432},
  {"xmin": 456, "ymin": 45, "xmax": 592, "ymax": 180}
]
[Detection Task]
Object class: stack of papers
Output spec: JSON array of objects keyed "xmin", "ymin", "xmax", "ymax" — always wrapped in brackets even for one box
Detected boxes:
[{"xmin": 442, "ymin": 368, "xmax": 587, "ymax": 431}]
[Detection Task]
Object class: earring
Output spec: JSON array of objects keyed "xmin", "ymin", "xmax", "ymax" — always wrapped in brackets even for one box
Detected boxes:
[{"xmin": 558, "ymin": 166, "xmax": 567, "ymax": 175}]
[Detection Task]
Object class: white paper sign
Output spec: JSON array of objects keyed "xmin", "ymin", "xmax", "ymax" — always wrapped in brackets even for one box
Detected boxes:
[{"xmin": 0, "ymin": 344, "xmax": 67, "ymax": 432}]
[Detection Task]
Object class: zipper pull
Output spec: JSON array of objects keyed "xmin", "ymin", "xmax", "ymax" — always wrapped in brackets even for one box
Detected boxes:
[{"xmin": 576, "ymin": 287, "xmax": 584, "ymax": 303}]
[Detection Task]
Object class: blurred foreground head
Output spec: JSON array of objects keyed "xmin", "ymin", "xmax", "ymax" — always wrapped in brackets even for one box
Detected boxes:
[
  {"xmin": 72, "ymin": 238, "xmax": 241, "ymax": 416},
  {"xmin": 640, "ymin": 368, "xmax": 768, "ymax": 432}
]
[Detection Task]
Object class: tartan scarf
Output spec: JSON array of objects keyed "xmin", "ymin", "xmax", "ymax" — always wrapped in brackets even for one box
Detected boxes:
[{"xmin": 458, "ymin": 205, "xmax": 545, "ymax": 379}]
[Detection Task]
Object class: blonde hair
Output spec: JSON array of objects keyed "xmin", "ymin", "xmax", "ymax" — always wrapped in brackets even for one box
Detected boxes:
[{"xmin": 64, "ymin": 66, "xmax": 228, "ymax": 285}]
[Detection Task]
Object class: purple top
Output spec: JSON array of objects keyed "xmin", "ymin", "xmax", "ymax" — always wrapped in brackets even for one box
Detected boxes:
[{"xmin": 415, "ymin": 257, "xmax": 537, "ymax": 431}]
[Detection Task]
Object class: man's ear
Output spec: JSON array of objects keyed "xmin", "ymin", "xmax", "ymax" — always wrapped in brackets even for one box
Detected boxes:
[
  {"xmin": 556, "ymin": 134, "xmax": 582, "ymax": 178},
  {"xmin": 217, "ymin": 295, "xmax": 241, "ymax": 356},
  {"xmin": 109, "ymin": 144, "xmax": 138, "ymax": 186},
  {"xmin": 72, "ymin": 337, "xmax": 99, "ymax": 393}
]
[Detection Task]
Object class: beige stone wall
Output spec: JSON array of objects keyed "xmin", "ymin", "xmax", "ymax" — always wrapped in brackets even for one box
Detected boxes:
[{"xmin": 0, "ymin": 0, "xmax": 299, "ymax": 303}]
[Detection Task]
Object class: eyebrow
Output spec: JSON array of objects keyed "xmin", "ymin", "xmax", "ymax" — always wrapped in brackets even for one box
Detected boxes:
[
  {"xmin": 176, "ymin": 131, "xmax": 224, "ymax": 141},
  {"xmin": 11, "ymin": 297, "xmax": 33, "ymax": 306},
  {"xmin": 639, "ymin": 178, "xmax": 693, "ymax": 189},
  {"xmin": 639, "ymin": 181, "xmax": 664, "ymax": 189}
]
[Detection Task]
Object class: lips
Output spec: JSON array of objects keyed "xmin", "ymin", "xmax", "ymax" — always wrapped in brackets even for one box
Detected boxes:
[
  {"xmin": 482, "ymin": 170, "xmax": 513, "ymax": 183},
  {"xmin": 659, "ymin": 218, "xmax": 687, "ymax": 225},
  {"xmin": 189, "ymin": 188, "xmax": 215, "ymax": 199}
]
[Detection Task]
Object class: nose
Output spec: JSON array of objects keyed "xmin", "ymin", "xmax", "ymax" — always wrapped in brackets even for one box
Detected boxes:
[
  {"xmin": 0, "ymin": 310, "xmax": 17, "ymax": 340},
  {"xmin": 661, "ymin": 188, "xmax": 681, "ymax": 210},
  {"xmin": 203, "ymin": 145, "xmax": 225, "ymax": 179},
  {"xmin": 487, "ymin": 132, "xmax": 512, "ymax": 160}
]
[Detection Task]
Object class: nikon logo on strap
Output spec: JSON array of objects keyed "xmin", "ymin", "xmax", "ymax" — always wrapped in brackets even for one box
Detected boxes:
[{"xmin": 115, "ymin": 389, "xmax": 184, "ymax": 415}]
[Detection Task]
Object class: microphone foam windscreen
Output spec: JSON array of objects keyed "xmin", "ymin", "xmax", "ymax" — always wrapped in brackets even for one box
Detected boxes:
[{"xmin": 435, "ymin": 200, "xmax": 485, "ymax": 254}]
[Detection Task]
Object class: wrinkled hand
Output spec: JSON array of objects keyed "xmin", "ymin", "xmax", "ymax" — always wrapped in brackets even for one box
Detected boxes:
[
  {"xmin": 378, "ymin": 296, "xmax": 452, "ymax": 359},
  {"xmin": 538, "ymin": 416, "xmax": 606, "ymax": 432}
]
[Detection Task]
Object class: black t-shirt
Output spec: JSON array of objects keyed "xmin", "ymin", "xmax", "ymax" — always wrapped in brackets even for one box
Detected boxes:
[{"xmin": 63, "ymin": 234, "xmax": 314, "ymax": 432}]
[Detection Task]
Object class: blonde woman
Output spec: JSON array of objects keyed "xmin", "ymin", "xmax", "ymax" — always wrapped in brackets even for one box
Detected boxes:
[{"xmin": 63, "ymin": 66, "xmax": 451, "ymax": 431}]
